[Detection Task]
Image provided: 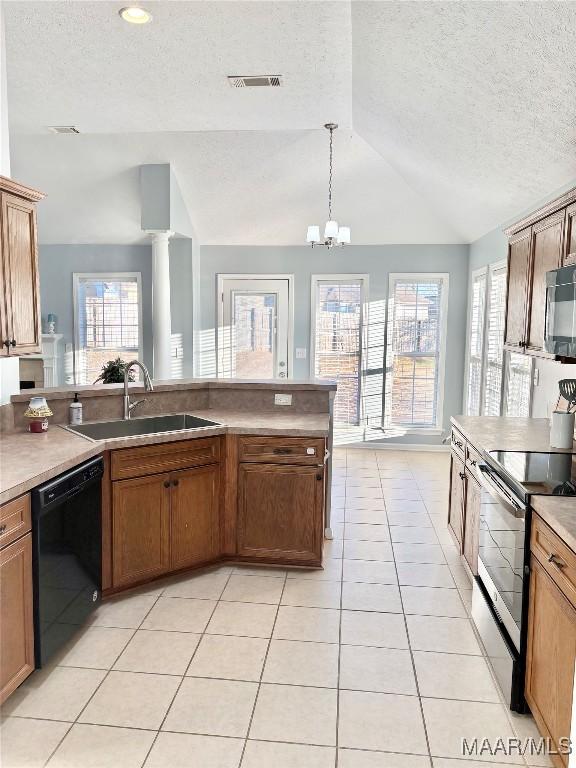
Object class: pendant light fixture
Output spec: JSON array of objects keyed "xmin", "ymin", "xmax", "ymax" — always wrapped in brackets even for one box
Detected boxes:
[{"xmin": 306, "ymin": 123, "xmax": 350, "ymax": 248}]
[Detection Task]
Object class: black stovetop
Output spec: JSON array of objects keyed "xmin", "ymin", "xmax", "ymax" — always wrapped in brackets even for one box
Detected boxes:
[{"xmin": 489, "ymin": 451, "xmax": 576, "ymax": 497}]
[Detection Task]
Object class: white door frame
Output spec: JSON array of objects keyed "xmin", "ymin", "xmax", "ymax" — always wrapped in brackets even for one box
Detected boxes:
[
  {"xmin": 216, "ymin": 274, "xmax": 295, "ymax": 378},
  {"xmin": 310, "ymin": 274, "xmax": 369, "ymax": 424}
]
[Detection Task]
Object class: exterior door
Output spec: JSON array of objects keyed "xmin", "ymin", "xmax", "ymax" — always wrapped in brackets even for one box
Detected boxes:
[
  {"xmin": 170, "ymin": 464, "xmax": 220, "ymax": 570},
  {"xmin": 219, "ymin": 277, "xmax": 290, "ymax": 379}
]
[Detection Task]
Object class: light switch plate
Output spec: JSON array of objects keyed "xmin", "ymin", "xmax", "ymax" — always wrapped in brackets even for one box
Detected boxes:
[
  {"xmin": 275, "ymin": 393, "xmax": 292, "ymax": 406},
  {"xmin": 296, "ymin": 348, "xmax": 307, "ymax": 359}
]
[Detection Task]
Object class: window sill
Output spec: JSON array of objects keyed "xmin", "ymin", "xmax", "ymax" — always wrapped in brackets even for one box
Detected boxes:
[{"xmin": 379, "ymin": 426, "xmax": 445, "ymax": 436}]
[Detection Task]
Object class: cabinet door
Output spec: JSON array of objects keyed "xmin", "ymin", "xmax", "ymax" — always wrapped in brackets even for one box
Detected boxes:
[
  {"xmin": 237, "ymin": 463, "xmax": 323, "ymax": 564},
  {"xmin": 526, "ymin": 212, "xmax": 564, "ymax": 353},
  {"xmin": 0, "ymin": 533, "xmax": 34, "ymax": 704},
  {"xmin": 448, "ymin": 453, "xmax": 465, "ymax": 552},
  {"xmin": 526, "ymin": 557, "xmax": 575, "ymax": 768},
  {"xmin": 563, "ymin": 203, "xmax": 576, "ymax": 266},
  {"xmin": 0, "ymin": 193, "xmax": 41, "ymax": 355},
  {"xmin": 170, "ymin": 464, "xmax": 220, "ymax": 570},
  {"xmin": 504, "ymin": 228, "xmax": 531, "ymax": 349},
  {"xmin": 112, "ymin": 473, "xmax": 170, "ymax": 587},
  {"xmin": 463, "ymin": 471, "xmax": 480, "ymax": 575}
]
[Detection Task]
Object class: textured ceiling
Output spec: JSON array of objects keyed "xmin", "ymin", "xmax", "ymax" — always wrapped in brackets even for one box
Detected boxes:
[{"xmin": 4, "ymin": 0, "xmax": 576, "ymax": 245}]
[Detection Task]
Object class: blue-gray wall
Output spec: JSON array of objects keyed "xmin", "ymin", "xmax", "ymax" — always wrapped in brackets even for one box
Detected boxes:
[
  {"xmin": 39, "ymin": 244, "xmax": 154, "ymax": 379},
  {"xmin": 199, "ymin": 245, "xmax": 469, "ymax": 442}
]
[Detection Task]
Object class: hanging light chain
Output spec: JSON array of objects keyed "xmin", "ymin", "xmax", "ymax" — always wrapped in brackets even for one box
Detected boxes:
[{"xmin": 328, "ymin": 125, "xmax": 334, "ymax": 222}]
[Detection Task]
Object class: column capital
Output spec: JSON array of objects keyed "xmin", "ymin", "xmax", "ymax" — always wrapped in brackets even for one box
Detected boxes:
[{"xmin": 145, "ymin": 229, "xmax": 174, "ymax": 242}]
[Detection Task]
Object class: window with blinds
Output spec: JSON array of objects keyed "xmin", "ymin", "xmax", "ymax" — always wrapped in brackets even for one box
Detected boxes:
[
  {"xmin": 465, "ymin": 261, "xmax": 507, "ymax": 417},
  {"xmin": 385, "ymin": 275, "xmax": 448, "ymax": 428},
  {"xmin": 74, "ymin": 274, "xmax": 142, "ymax": 385},
  {"xmin": 503, "ymin": 352, "xmax": 533, "ymax": 417},
  {"xmin": 313, "ymin": 279, "xmax": 363, "ymax": 425}
]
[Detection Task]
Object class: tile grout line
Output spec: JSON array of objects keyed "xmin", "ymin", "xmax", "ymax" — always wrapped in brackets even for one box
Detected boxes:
[
  {"xmin": 40, "ymin": 585, "xmax": 168, "ymax": 768},
  {"xmin": 139, "ymin": 568, "xmax": 236, "ymax": 768},
  {"xmin": 375, "ymin": 457, "xmax": 434, "ymax": 767},
  {"xmin": 238, "ymin": 569, "xmax": 289, "ymax": 767}
]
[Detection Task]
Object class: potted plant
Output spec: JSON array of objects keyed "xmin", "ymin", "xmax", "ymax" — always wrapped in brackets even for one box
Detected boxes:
[{"xmin": 93, "ymin": 357, "xmax": 135, "ymax": 385}]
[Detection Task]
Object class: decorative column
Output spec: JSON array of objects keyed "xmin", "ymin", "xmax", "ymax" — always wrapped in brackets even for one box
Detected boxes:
[{"xmin": 148, "ymin": 230, "xmax": 173, "ymax": 380}]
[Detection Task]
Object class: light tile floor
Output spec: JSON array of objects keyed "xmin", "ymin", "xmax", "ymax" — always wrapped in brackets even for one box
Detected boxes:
[{"xmin": 0, "ymin": 448, "xmax": 552, "ymax": 767}]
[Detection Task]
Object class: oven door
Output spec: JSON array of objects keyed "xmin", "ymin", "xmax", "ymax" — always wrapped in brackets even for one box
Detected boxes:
[{"xmin": 476, "ymin": 463, "xmax": 527, "ymax": 651}]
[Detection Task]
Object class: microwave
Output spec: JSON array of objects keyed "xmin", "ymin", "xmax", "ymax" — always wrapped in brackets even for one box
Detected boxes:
[{"xmin": 545, "ymin": 264, "xmax": 576, "ymax": 357}]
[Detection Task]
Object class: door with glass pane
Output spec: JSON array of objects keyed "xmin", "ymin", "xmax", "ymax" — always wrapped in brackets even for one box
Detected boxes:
[
  {"xmin": 312, "ymin": 278, "xmax": 364, "ymax": 425},
  {"xmin": 219, "ymin": 278, "xmax": 290, "ymax": 379}
]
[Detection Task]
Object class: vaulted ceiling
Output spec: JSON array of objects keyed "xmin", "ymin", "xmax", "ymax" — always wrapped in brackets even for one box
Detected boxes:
[{"xmin": 4, "ymin": 1, "xmax": 576, "ymax": 245}]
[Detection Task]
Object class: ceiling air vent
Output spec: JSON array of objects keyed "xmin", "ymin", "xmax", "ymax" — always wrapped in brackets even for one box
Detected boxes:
[
  {"xmin": 47, "ymin": 126, "xmax": 80, "ymax": 134},
  {"xmin": 227, "ymin": 75, "xmax": 283, "ymax": 88}
]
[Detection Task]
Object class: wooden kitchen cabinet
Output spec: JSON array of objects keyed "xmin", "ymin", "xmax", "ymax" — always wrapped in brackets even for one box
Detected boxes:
[
  {"xmin": 526, "ymin": 555, "xmax": 575, "ymax": 768},
  {"xmin": 170, "ymin": 464, "xmax": 220, "ymax": 570},
  {"xmin": 0, "ymin": 532, "xmax": 34, "ymax": 704},
  {"xmin": 463, "ymin": 471, "xmax": 481, "ymax": 575},
  {"xmin": 563, "ymin": 202, "xmax": 576, "ymax": 266},
  {"xmin": 112, "ymin": 473, "xmax": 171, "ymax": 587},
  {"xmin": 525, "ymin": 212, "xmax": 564, "ymax": 354},
  {"xmin": 504, "ymin": 227, "xmax": 531, "ymax": 349},
  {"xmin": 0, "ymin": 176, "xmax": 44, "ymax": 357},
  {"xmin": 237, "ymin": 462, "xmax": 323, "ymax": 565},
  {"xmin": 448, "ymin": 453, "xmax": 465, "ymax": 552}
]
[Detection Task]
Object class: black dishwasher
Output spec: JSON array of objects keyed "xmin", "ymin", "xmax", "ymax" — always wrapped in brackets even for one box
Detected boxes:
[{"xmin": 32, "ymin": 456, "xmax": 103, "ymax": 667}]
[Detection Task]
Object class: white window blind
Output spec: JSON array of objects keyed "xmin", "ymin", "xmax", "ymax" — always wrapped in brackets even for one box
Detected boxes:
[
  {"xmin": 483, "ymin": 265, "xmax": 507, "ymax": 416},
  {"xmin": 465, "ymin": 261, "xmax": 507, "ymax": 417},
  {"xmin": 74, "ymin": 274, "xmax": 142, "ymax": 385},
  {"xmin": 313, "ymin": 280, "xmax": 363, "ymax": 426},
  {"xmin": 503, "ymin": 352, "xmax": 533, "ymax": 417},
  {"xmin": 385, "ymin": 275, "xmax": 448, "ymax": 429},
  {"xmin": 466, "ymin": 269, "xmax": 487, "ymax": 416}
]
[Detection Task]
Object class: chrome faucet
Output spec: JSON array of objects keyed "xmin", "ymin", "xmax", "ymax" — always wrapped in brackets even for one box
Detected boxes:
[{"xmin": 123, "ymin": 360, "xmax": 154, "ymax": 419}]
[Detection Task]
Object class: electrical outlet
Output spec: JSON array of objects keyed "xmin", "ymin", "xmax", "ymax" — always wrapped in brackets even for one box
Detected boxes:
[
  {"xmin": 296, "ymin": 348, "xmax": 307, "ymax": 359},
  {"xmin": 274, "ymin": 393, "xmax": 292, "ymax": 406}
]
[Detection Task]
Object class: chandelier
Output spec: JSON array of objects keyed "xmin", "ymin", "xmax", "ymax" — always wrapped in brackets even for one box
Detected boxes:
[{"xmin": 306, "ymin": 123, "xmax": 351, "ymax": 248}]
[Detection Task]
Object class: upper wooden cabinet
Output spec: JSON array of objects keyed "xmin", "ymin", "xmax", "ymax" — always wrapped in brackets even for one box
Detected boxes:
[
  {"xmin": 504, "ymin": 228, "xmax": 531, "ymax": 348},
  {"xmin": 526, "ymin": 213, "xmax": 564, "ymax": 354},
  {"xmin": 504, "ymin": 187, "xmax": 576, "ymax": 360},
  {"xmin": 0, "ymin": 176, "xmax": 44, "ymax": 357}
]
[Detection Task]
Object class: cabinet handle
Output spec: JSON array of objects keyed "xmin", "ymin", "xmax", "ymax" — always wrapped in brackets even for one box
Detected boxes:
[
  {"xmin": 316, "ymin": 473, "xmax": 323, "ymax": 481},
  {"xmin": 163, "ymin": 480, "xmax": 170, "ymax": 488},
  {"xmin": 0, "ymin": 524, "xmax": 6, "ymax": 533},
  {"xmin": 469, "ymin": 459, "xmax": 477, "ymax": 467},
  {"xmin": 10, "ymin": 339, "xmax": 16, "ymax": 347},
  {"xmin": 453, "ymin": 439, "xmax": 463, "ymax": 449},
  {"xmin": 547, "ymin": 552, "xmax": 566, "ymax": 569},
  {"xmin": 459, "ymin": 471, "xmax": 466, "ymax": 480},
  {"xmin": 172, "ymin": 479, "xmax": 179, "ymax": 487},
  {"xmin": 273, "ymin": 447, "xmax": 292, "ymax": 455}
]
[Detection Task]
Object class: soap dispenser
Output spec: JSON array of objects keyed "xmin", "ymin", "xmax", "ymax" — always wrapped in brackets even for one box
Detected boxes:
[{"xmin": 69, "ymin": 393, "xmax": 83, "ymax": 425}]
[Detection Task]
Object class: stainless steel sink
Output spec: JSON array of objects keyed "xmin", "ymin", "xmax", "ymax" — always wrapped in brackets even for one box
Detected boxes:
[{"xmin": 67, "ymin": 414, "xmax": 222, "ymax": 441}]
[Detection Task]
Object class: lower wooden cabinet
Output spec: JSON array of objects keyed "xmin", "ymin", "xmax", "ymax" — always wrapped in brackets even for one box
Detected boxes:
[
  {"xmin": 237, "ymin": 462, "xmax": 323, "ymax": 564},
  {"xmin": 463, "ymin": 471, "xmax": 481, "ymax": 575},
  {"xmin": 0, "ymin": 532, "xmax": 34, "ymax": 703},
  {"xmin": 526, "ymin": 556, "xmax": 576, "ymax": 768},
  {"xmin": 448, "ymin": 453, "xmax": 465, "ymax": 552},
  {"xmin": 170, "ymin": 464, "xmax": 220, "ymax": 570},
  {"xmin": 112, "ymin": 473, "xmax": 171, "ymax": 587}
]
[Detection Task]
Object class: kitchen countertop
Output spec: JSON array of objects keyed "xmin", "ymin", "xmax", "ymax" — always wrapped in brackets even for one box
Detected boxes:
[
  {"xmin": 0, "ymin": 409, "xmax": 330, "ymax": 505},
  {"xmin": 452, "ymin": 415, "xmax": 576, "ymax": 554},
  {"xmin": 531, "ymin": 496, "xmax": 576, "ymax": 554}
]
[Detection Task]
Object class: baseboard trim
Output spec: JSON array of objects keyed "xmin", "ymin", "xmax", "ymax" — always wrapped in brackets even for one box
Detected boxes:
[{"xmin": 346, "ymin": 442, "xmax": 450, "ymax": 453}]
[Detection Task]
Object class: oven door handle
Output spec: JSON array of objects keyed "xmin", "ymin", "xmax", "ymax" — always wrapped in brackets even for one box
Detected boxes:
[{"xmin": 477, "ymin": 463, "xmax": 526, "ymax": 518}]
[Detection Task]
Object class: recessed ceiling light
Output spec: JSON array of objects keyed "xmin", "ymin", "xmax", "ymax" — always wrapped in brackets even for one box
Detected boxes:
[{"xmin": 119, "ymin": 6, "xmax": 152, "ymax": 24}]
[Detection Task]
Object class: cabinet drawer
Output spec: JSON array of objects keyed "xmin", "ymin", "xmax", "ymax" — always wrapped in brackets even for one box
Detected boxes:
[
  {"xmin": 450, "ymin": 427, "xmax": 465, "ymax": 460},
  {"xmin": 111, "ymin": 437, "xmax": 220, "ymax": 481},
  {"xmin": 238, "ymin": 436, "xmax": 325, "ymax": 465},
  {"xmin": 531, "ymin": 514, "xmax": 576, "ymax": 607},
  {"xmin": 0, "ymin": 494, "xmax": 31, "ymax": 550},
  {"xmin": 466, "ymin": 444, "xmax": 482, "ymax": 474}
]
